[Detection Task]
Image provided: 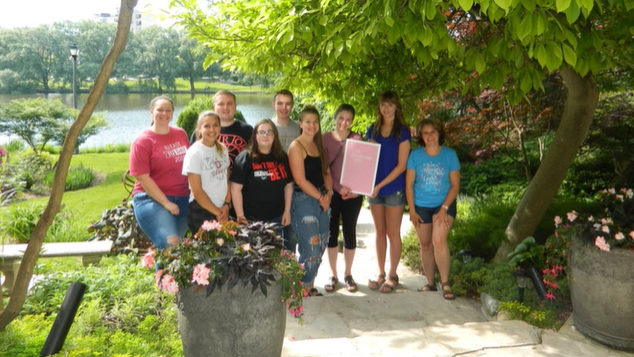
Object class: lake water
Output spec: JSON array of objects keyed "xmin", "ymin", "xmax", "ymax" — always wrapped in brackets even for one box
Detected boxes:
[{"xmin": 0, "ymin": 93, "xmax": 275, "ymax": 149}]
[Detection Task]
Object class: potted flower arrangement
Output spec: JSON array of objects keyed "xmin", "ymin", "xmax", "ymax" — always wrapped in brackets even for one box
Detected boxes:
[
  {"xmin": 546, "ymin": 188, "xmax": 634, "ymax": 352},
  {"xmin": 142, "ymin": 220, "xmax": 305, "ymax": 357}
]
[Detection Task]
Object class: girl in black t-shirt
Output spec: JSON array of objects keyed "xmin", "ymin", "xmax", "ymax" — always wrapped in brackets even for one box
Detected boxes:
[{"xmin": 230, "ymin": 119, "xmax": 293, "ymax": 228}]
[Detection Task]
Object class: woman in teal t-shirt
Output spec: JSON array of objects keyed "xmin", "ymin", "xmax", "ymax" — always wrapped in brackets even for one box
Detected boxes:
[{"xmin": 405, "ymin": 118, "xmax": 460, "ymax": 300}]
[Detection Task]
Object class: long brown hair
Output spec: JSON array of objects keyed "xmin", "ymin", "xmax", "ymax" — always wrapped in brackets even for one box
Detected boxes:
[
  {"xmin": 299, "ymin": 105, "xmax": 328, "ymax": 174},
  {"xmin": 249, "ymin": 119, "xmax": 286, "ymax": 163},
  {"xmin": 371, "ymin": 91, "xmax": 405, "ymax": 141},
  {"xmin": 196, "ymin": 111, "xmax": 225, "ymax": 155}
]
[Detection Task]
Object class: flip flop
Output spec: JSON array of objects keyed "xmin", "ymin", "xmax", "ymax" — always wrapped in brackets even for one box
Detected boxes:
[
  {"xmin": 324, "ymin": 276, "xmax": 338, "ymax": 292},
  {"xmin": 344, "ymin": 275, "xmax": 357, "ymax": 292},
  {"xmin": 368, "ymin": 273, "xmax": 386, "ymax": 291},
  {"xmin": 380, "ymin": 275, "xmax": 399, "ymax": 293},
  {"xmin": 307, "ymin": 288, "xmax": 323, "ymax": 297},
  {"xmin": 417, "ymin": 283, "xmax": 437, "ymax": 292},
  {"xmin": 441, "ymin": 282, "xmax": 455, "ymax": 300}
]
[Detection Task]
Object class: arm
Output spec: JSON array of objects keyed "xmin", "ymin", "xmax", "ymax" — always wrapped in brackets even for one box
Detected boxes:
[
  {"xmin": 188, "ymin": 173, "xmax": 223, "ymax": 220},
  {"xmin": 282, "ymin": 182, "xmax": 293, "ymax": 226},
  {"xmin": 134, "ymin": 174, "xmax": 179, "ymax": 215},
  {"xmin": 288, "ymin": 141, "xmax": 322, "ymax": 200},
  {"xmin": 319, "ymin": 167, "xmax": 333, "ymax": 211},
  {"xmin": 405, "ymin": 169, "xmax": 423, "ymax": 226},
  {"xmin": 231, "ymin": 182, "xmax": 248, "ymax": 224},
  {"xmin": 433, "ymin": 170, "xmax": 461, "ymax": 227},
  {"xmin": 371, "ymin": 139, "xmax": 411, "ymax": 198},
  {"xmin": 220, "ymin": 169, "xmax": 231, "ymax": 222}
]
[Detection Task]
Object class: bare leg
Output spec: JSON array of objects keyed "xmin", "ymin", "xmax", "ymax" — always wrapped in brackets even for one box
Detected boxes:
[
  {"xmin": 415, "ymin": 223, "xmax": 435, "ymax": 286},
  {"xmin": 326, "ymin": 246, "xmax": 338, "ymax": 278},
  {"xmin": 431, "ymin": 216, "xmax": 454, "ymax": 284},
  {"xmin": 343, "ymin": 248, "xmax": 355, "ymax": 277},
  {"xmin": 370, "ymin": 204, "xmax": 387, "ymax": 276},
  {"xmin": 167, "ymin": 235, "xmax": 180, "ymax": 246},
  {"xmin": 385, "ymin": 205, "xmax": 404, "ymax": 278}
]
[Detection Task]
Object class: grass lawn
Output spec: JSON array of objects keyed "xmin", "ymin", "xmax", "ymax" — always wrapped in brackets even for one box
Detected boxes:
[
  {"xmin": 31, "ymin": 153, "xmax": 130, "ymax": 233},
  {"xmin": 122, "ymin": 79, "xmax": 260, "ymax": 93}
]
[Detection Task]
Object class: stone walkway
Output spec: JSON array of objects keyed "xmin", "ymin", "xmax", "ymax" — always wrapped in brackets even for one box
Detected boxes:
[{"xmin": 281, "ymin": 208, "xmax": 634, "ymax": 357}]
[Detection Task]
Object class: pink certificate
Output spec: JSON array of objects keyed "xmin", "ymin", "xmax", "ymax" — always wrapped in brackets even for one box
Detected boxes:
[{"xmin": 339, "ymin": 140, "xmax": 381, "ymax": 196}]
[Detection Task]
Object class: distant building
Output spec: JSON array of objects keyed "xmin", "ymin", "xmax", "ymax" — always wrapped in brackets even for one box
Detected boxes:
[{"xmin": 92, "ymin": 8, "xmax": 157, "ymax": 32}]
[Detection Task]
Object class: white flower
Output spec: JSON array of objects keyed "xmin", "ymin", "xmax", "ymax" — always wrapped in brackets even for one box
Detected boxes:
[
  {"xmin": 608, "ymin": 188, "xmax": 616, "ymax": 194},
  {"xmin": 616, "ymin": 194, "xmax": 624, "ymax": 201},
  {"xmin": 601, "ymin": 225, "xmax": 610, "ymax": 234},
  {"xmin": 615, "ymin": 232, "xmax": 625, "ymax": 241},
  {"xmin": 554, "ymin": 216, "xmax": 562, "ymax": 227},
  {"xmin": 626, "ymin": 189, "xmax": 633, "ymax": 199},
  {"xmin": 587, "ymin": 215, "xmax": 594, "ymax": 222}
]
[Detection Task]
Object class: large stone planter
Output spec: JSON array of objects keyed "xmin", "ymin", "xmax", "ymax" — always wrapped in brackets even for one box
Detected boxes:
[
  {"xmin": 176, "ymin": 283, "xmax": 287, "ymax": 357},
  {"xmin": 570, "ymin": 240, "xmax": 634, "ymax": 352}
]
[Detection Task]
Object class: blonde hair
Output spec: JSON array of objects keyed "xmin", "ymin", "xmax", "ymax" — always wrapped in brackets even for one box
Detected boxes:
[{"xmin": 196, "ymin": 111, "xmax": 225, "ymax": 155}]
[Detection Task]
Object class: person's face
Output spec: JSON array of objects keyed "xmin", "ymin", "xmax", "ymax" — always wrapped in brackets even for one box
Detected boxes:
[
  {"xmin": 379, "ymin": 101, "xmax": 396, "ymax": 120},
  {"xmin": 198, "ymin": 115, "xmax": 221, "ymax": 146},
  {"xmin": 273, "ymin": 94, "xmax": 293, "ymax": 120},
  {"xmin": 150, "ymin": 99, "xmax": 173, "ymax": 126},
  {"xmin": 300, "ymin": 113, "xmax": 320, "ymax": 136},
  {"xmin": 421, "ymin": 125, "xmax": 440, "ymax": 147},
  {"xmin": 335, "ymin": 110, "xmax": 354, "ymax": 132},
  {"xmin": 256, "ymin": 123, "xmax": 275, "ymax": 149},
  {"xmin": 213, "ymin": 94, "xmax": 237, "ymax": 122}
]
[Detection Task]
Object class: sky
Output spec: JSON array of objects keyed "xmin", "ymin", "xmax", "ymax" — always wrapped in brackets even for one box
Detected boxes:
[{"xmin": 0, "ymin": 0, "xmax": 172, "ymax": 28}]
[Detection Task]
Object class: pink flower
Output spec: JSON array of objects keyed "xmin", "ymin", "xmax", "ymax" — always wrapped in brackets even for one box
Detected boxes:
[
  {"xmin": 630, "ymin": 231, "xmax": 634, "ymax": 240},
  {"xmin": 566, "ymin": 210, "xmax": 577, "ymax": 223},
  {"xmin": 241, "ymin": 243, "xmax": 251, "ymax": 251},
  {"xmin": 216, "ymin": 238, "xmax": 225, "ymax": 246},
  {"xmin": 554, "ymin": 216, "xmax": 562, "ymax": 227},
  {"xmin": 593, "ymin": 223, "xmax": 602, "ymax": 230},
  {"xmin": 616, "ymin": 194, "xmax": 624, "ymax": 201},
  {"xmin": 544, "ymin": 293, "xmax": 556, "ymax": 301},
  {"xmin": 155, "ymin": 269, "xmax": 164, "ymax": 286},
  {"xmin": 142, "ymin": 249, "xmax": 155, "ymax": 268},
  {"xmin": 192, "ymin": 263, "xmax": 211, "ymax": 285},
  {"xmin": 615, "ymin": 232, "xmax": 625, "ymax": 241},
  {"xmin": 201, "ymin": 220, "xmax": 222, "ymax": 232},
  {"xmin": 601, "ymin": 225, "xmax": 610, "ymax": 234},
  {"xmin": 626, "ymin": 189, "xmax": 633, "ymax": 199},
  {"xmin": 594, "ymin": 237, "xmax": 610, "ymax": 252},
  {"xmin": 161, "ymin": 274, "xmax": 179, "ymax": 294},
  {"xmin": 608, "ymin": 188, "xmax": 616, "ymax": 194},
  {"xmin": 229, "ymin": 230, "xmax": 237, "ymax": 235}
]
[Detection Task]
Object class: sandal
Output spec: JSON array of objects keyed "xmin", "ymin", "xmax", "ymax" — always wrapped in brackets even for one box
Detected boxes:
[
  {"xmin": 324, "ymin": 276, "xmax": 338, "ymax": 293},
  {"xmin": 307, "ymin": 288, "xmax": 323, "ymax": 297},
  {"xmin": 344, "ymin": 275, "xmax": 357, "ymax": 292},
  {"xmin": 380, "ymin": 275, "xmax": 399, "ymax": 293},
  {"xmin": 441, "ymin": 282, "xmax": 455, "ymax": 300},
  {"xmin": 368, "ymin": 273, "xmax": 386, "ymax": 291},
  {"xmin": 417, "ymin": 283, "xmax": 437, "ymax": 292}
]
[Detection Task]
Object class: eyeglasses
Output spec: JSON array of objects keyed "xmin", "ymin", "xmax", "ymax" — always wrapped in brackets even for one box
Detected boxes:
[{"xmin": 256, "ymin": 130, "xmax": 274, "ymax": 137}]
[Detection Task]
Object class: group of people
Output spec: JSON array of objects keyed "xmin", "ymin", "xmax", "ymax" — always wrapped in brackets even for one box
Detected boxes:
[{"xmin": 130, "ymin": 89, "xmax": 460, "ymax": 300}]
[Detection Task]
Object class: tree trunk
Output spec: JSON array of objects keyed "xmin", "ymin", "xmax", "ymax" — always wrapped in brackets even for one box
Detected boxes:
[
  {"xmin": 189, "ymin": 76, "xmax": 195, "ymax": 92},
  {"xmin": 0, "ymin": 0, "xmax": 137, "ymax": 331},
  {"xmin": 492, "ymin": 68, "xmax": 599, "ymax": 262}
]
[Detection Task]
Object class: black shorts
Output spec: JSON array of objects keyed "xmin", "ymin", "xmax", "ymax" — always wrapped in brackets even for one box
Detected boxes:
[{"xmin": 414, "ymin": 201, "xmax": 457, "ymax": 224}]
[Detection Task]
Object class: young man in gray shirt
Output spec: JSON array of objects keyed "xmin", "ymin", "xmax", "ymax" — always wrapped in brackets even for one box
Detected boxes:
[{"xmin": 272, "ymin": 89, "xmax": 300, "ymax": 152}]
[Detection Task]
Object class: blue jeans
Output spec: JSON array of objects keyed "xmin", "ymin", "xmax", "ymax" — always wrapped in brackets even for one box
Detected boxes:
[
  {"xmin": 368, "ymin": 189, "xmax": 405, "ymax": 207},
  {"xmin": 133, "ymin": 193, "xmax": 189, "ymax": 250},
  {"xmin": 291, "ymin": 190, "xmax": 330, "ymax": 286}
]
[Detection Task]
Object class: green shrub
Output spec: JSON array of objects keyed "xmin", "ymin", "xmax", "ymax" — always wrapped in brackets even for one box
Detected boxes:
[
  {"xmin": 44, "ymin": 164, "xmax": 96, "ymax": 191},
  {"xmin": 0, "ymin": 255, "xmax": 182, "ymax": 357},
  {"xmin": 0, "ymin": 203, "xmax": 74, "ymax": 243},
  {"xmin": 176, "ymin": 96, "xmax": 246, "ymax": 139},
  {"xmin": 80, "ymin": 143, "xmax": 129, "ymax": 154},
  {"xmin": 402, "ymin": 227, "xmax": 422, "ymax": 274}
]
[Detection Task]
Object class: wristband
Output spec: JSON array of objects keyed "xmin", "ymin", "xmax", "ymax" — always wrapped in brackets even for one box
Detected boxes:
[
  {"xmin": 223, "ymin": 201, "xmax": 231, "ymax": 207},
  {"xmin": 441, "ymin": 204, "xmax": 449, "ymax": 210}
]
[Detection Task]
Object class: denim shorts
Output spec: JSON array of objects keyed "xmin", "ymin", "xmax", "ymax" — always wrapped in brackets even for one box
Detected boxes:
[
  {"xmin": 133, "ymin": 193, "xmax": 189, "ymax": 249},
  {"xmin": 368, "ymin": 189, "xmax": 405, "ymax": 207},
  {"xmin": 291, "ymin": 190, "xmax": 330, "ymax": 285},
  {"xmin": 414, "ymin": 200, "xmax": 457, "ymax": 223}
]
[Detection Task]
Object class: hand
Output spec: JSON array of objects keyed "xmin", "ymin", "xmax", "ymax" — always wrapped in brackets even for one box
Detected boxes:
[
  {"xmin": 163, "ymin": 201, "xmax": 179, "ymax": 215},
  {"xmin": 369, "ymin": 186, "xmax": 381, "ymax": 199},
  {"xmin": 410, "ymin": 212, "xmax": 424, "ymax": 227},
  {"xmin": 368, "ymin": 139, "xmax": 377, "ymax": 144},
  {"xmin": 433, "ymin": 210, "xmax": 451, "ymax": 228},
  {"xmin": 342, "ymin": 192, "xmax": 358, "ymax": 200},
  {"xmin": 340, "ymin": 186, "xmax": 350, "ymax": 196},
  {"xmin": 319, "ymin": 193, "xmax": 331, "ymax": 211},
  {"xmin": 281, "ymin": 211, "xmax": 291, "ymax": 226},
  {"xmin": 217, "ymin": 205, "xmax": 229, "ymax": 223},
  {"xmin": 237, "ymin": 216, "xmax": 248, "ymax": 225}
]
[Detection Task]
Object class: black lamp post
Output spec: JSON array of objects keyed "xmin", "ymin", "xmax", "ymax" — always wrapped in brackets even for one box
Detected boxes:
[{"xmin": 69, "ymin": 44, "xmax": 79, "ymax": 109}]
